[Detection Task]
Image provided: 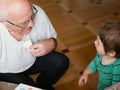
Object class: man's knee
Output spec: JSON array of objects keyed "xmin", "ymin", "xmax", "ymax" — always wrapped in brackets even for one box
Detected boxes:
[{"xmin": 53, "ymin": 52, "xmax": 69, "ymax": 73}]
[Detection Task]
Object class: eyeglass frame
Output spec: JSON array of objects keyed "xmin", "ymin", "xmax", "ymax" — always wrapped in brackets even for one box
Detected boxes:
[{"xmin": 3, "ymin": 5, "xmax": 38, "ymax": 29}]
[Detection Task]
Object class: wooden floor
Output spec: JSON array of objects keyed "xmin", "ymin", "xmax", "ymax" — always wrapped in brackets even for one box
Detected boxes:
[{"xmin": 30, "ymin": 0, "xmax": 120, "ymax": 90}]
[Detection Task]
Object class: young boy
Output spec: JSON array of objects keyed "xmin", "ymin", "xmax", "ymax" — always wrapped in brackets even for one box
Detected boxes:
[{"xmin": 78, "ymin": 22, "xmax": 120, "ymax": 90}]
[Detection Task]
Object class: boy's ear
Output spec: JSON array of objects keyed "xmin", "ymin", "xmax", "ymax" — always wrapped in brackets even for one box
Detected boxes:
[{"xmin": 107, "ymin": 51, "xmax": 116, "ymax": 57}]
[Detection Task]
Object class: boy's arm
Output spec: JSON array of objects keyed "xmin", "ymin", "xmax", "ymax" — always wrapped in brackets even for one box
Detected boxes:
[
  {"xmin": 79, "ymin": 53, "xmax": 100, "ymax": 86},
  {"xmin": 78, "ymin": 68, "xmax": 93, "ymax": 86}
]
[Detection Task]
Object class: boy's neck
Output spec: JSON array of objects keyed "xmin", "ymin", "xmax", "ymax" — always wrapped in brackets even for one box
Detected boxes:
[{"xmin": 101, "ymin": 55, "xmax": 116, "ymax": 65}]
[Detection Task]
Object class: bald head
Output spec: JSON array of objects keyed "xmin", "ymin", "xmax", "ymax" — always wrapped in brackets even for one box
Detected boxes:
[{"xmin": 0, "ymin": 0, "xmax": 32, "ymax": 23}]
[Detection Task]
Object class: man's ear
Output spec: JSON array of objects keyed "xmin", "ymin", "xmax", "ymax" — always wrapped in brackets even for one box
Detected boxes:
[
  {"xmin": 107, "ymin": 51, "xmax": 116, "ymax": 57},
  {"xmin": 0, "ymin": 17, "xmax": 4, "ymax": 22}
]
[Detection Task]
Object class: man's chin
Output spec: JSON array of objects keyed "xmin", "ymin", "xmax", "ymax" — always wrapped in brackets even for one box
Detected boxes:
[{"xmin": 23, "ymin": 29, "xmax": 31, "ymax": 34}]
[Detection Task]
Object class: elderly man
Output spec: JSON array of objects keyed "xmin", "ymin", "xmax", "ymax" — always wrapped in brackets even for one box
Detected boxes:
[{"xmin": 0, "ymin": 0, "xmax": 69, "ymax": 90}]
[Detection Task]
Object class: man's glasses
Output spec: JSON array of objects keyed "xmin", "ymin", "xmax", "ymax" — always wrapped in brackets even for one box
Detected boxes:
[{"xmin": 3, "ymin": 5, "xmax": 38, "ymax": 29}]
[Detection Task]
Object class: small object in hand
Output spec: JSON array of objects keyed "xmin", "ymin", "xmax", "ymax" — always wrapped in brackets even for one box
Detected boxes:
[{"xmin": 23, "ymin": 40, "xmax": 32, "ymax": 50}]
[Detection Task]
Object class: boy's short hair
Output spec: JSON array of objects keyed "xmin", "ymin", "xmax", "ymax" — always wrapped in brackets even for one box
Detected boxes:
[{"xmin": 99, "ymin": 21, "xmax": 120, "ymax": 58}]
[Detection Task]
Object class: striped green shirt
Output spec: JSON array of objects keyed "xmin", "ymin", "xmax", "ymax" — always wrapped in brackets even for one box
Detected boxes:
[{"xmin": 88, "ymin": 53, "xmax": 120, "ymax": 90}]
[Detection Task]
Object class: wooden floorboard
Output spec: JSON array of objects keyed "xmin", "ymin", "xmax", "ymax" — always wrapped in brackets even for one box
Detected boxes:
[{"xmin": 30, "ymin": 0, "xmax": 120, "ymax": 90}]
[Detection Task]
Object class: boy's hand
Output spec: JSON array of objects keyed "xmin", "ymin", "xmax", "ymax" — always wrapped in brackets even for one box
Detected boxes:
[{"xmin": 78, "ymin": 75, "xmax": 88, "ymax": 86}]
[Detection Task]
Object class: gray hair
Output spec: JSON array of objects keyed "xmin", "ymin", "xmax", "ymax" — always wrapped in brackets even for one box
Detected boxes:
[{"xmin": 0, "ymin": 1, "xmax": 7, "ymax": 18}]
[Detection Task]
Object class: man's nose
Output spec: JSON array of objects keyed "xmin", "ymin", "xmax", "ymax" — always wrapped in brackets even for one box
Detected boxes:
[{"xmin": 27, "ymin": 19, "xmax": 34, "ymax": 28}]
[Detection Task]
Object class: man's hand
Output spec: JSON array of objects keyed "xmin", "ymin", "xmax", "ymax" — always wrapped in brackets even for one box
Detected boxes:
[{"xmin": 29, "ymin": 38, "xmax": 56, "ymax": 57}]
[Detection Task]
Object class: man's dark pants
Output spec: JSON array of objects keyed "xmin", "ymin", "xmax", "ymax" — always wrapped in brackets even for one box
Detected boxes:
[{"xmin": 0, "ymin": 51, "xmax": 69, "ymax": 90}]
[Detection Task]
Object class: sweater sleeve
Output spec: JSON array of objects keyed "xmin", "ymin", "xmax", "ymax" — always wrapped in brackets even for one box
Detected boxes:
[{"xmin": 88, "ymin": 53, "xmax": 101, "ymax": 73}]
